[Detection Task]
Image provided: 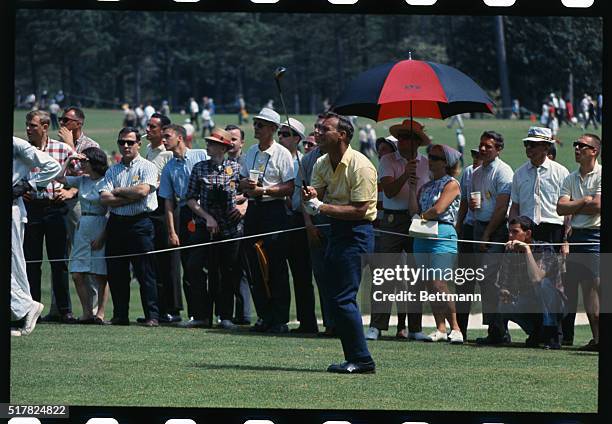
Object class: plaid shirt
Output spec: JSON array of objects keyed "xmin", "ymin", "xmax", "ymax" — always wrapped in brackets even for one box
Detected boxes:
[
  {"xmin": 68, "ymin": 132, "xmax": 100, "ymax": 176},
  {"xmin": 75, "ymin": 132, "xmax": 99, "ymax": 153},
  {"xmin": 495, "ymin": 241, "xmax": 564, "ymax": 297},
  {"xmin": 31, "ymin": 137, "xmax": 76, "ymax": 199},
  {"xmin": 187, "ymin": 159, "xmax": 242, "ymax": 238}
]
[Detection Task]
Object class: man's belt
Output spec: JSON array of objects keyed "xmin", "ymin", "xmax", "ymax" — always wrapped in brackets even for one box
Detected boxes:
[
  {"xmin": 110, "ymin": 212, "xmax": 149, "ymax": 222},
  {"xmin": 383, "ymin": 209, "xmax": 410, "ymax": 215},
  {"xmin": 27, "ymin": 198, "xmax": 65, "ymax": 208}
]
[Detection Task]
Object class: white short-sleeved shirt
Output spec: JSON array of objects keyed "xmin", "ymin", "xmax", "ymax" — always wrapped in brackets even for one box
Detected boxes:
[
  {"xmin": 471, "ymin": 157, "xmax": 513, "ymax": 222},
  {"xmin": 145, "ymin": 143, "xmax": 174, "ymax": 181},
  {"xmin": 378, "ymin": 151, "xmax": 429, "ymax": 210},
  {"xmin": 240, "ymin": 141, "xmax": 295, "ymax": 202},
  {"xmin": 511, "ymin": 157, "xmax": 569, "ymax": 225},
  {"xmin": 460, "ymin": 164, "xmax": 476, "ymax": 226},
  {"xmin": 559, "ymin": 163, "xmax": 601, "ymax": 229}
]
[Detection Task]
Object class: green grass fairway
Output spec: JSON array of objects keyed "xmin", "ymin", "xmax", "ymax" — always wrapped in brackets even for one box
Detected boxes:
[
  {"xmin": 13, "ymin": 108, "xmax": 602, "ymax": 172},
  {"xmin": 11, "ymin": 110, "xmax": 599, "ymax": 412},
  {"xmin": 11, "ymin": 323, "xmax": 597, "ymax": 412}
]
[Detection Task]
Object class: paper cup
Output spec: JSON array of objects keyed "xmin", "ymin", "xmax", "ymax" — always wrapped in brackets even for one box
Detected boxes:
[
  {"xmin": 249, "ymin": 169, "xmax": 261, "ymax": 182},
  {"xmin": 470, "ymin": 191, "xmax": 482, "ymax": 209}
]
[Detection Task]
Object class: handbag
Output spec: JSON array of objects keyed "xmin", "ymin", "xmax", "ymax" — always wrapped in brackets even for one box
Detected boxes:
[{"xmin": 408, "ymin": 214, "xmax": 438, "ymax": 238}]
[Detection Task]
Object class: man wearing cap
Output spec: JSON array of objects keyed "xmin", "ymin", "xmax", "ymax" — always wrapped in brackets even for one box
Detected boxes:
[
  {"xmin": 100, "ymin": 127, "xmax": 161, "ymax": 326},
  {"xmin": 278, "ymin": 117, "xmax": 318, "ymax": 334},
  {"xmin": 186, "ymin": 128, "xmax": 244, "ymax": 329},
  {"xmin": 455, "ymin": 147, "xmax": 482, "ymax": 339},
  {"xmin": 557, "ymin": 133, "xmax": 601, "ymax": 352},
  {"xmin": 158, "ymin": 124, "xmax": 209, "ymax": 327},
  {"xmin": 365, "ymin": 120, "xmax": 429, "ymax": 342},
  {"xmin": 470, "ymin": 130, "xmax": 514, "ymax": 345},
  {"xmin": 238, "ymin": 108, "xmax": 295, "ymax": 333},
  {"xmin": 510, "ymin": 127, "xmax": 570, "ymax": 245},
  {"xmin": 302, "ymin": 111, "xmax": 377, "ymax": 374},
  {"xmin": 143, "ymin": 112, "xmax": 183, "ymax": 324}
]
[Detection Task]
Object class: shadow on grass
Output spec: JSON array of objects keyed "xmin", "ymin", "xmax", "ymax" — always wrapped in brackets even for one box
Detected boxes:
[{"xmin": 192, "ymin": 362, "xmax": 328, "ymax": 373}]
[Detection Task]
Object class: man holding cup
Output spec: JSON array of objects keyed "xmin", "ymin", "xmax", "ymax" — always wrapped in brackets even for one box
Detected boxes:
[
  {"xmin": 470, "ymin": 130, "xmax": 514, "ymax": 345},
  {"xmin": 238, "ymin": 107, "xmax": 295, "ymax": 333}
]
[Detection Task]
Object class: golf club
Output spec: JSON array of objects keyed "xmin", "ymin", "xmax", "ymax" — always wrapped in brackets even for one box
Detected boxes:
[{"xmin": 273, "ymin": 66, "xmax": 308, "ymax": 190}]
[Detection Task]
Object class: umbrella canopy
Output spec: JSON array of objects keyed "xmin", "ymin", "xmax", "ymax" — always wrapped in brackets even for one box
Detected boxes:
[{"xmin": 332, "ymin": 59, "xmax": 495, "ymax": 122}]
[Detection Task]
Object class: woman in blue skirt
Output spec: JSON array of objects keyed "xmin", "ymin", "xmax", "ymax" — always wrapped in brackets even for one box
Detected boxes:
[{"xmin": 409, "ymin": 144, "xmax": 464, "ymax": 344}]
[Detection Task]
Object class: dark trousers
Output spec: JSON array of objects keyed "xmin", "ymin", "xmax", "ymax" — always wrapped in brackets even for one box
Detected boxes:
[
  {"xmin": 150, "ymin": 199, "xmax": 183, "ymax": 316},
  {"xmin": 474, "ymin": 220, "xmax": 508, "ymax": 338},
  {"xmin": 325, "ymin": 219, "xmax": 374, "ymax": 363},
  {"xmin": 23, "ymin": 201, "xmax": 72, "ymax": 314},
  {"xmin": 244, "ymin": 200, "xmax": 290, "ymax": 326},
  {"xmin": 309, "ymin": 214, "xmax": 335, "ymax": 329},
  {"xmin": 234, "ymin": 269, "xmax": 252, "ymax": 322},
  {"xmin": 178, "ymin": 205, "xmax": 197, "ymax": 318},
  {"xmin": 187, "ymin": 226, "xmax": 240, "ymax": 321},
  {"xmin": 533, "ymin": 222, "xmax": 566, "ymax": 341},
  {"xmin": 370, "ymin": 212, "xmax": 422, "ymax": 332},
  {"xmin": 456, "ymin": 223, "xmax": 476, "ymax": 338},
  {"xmin": 287, "ymin": 213, "xmax": 317, "ymax": 329},
  {"xmin": 105, "ymin": 214, "xmax": 159, "ymax": 321}
]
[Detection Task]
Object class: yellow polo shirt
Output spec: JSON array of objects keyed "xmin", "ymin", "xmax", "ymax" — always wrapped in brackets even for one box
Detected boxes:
[{"xmin": 311, "ymin": 146, "xmax": 378, "ymax": 222}]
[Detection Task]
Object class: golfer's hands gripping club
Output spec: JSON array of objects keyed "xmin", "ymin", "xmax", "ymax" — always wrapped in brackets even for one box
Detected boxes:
[
  {"xmin": 303, "ymin": 198, "xmax": 323, "ymax": 215},
  {"xmin": 302, "ymin": 185, "xmax": 322, "ymax": 215}
]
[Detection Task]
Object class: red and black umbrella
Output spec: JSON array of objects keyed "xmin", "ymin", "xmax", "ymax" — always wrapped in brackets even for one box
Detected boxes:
[{"xmin": 332, "ymin": 58, "xmax": 494, "ymax": 122}]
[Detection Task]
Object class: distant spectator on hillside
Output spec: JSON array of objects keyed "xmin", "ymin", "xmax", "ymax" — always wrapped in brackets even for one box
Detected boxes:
[
  {"xmin": 144, "ymin": 101, "xmax": 156, "ymax": 121},
  {"xmin": 161, "ymin": 100, "xmax": 170, "ymax": 117},
  {"xmin": 49, "ymin": 100, "xmax": 60, "ymax": 130},
  {"xmin": 189, "ymin": 97, "xmax": 200, "ymax": 132}
]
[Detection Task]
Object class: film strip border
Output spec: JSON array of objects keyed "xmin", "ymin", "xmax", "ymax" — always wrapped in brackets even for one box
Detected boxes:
[{"xmin": 3, "ymin": 0, "xmax": 608, "ymax": 424}]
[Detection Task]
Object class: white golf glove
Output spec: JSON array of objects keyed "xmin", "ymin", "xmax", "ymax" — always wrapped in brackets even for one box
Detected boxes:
[{"xmin": 303, "ymin": 198, "xmax": 323, "ymax": 215}]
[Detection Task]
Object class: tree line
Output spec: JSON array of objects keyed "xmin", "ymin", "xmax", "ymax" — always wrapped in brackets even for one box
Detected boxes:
[{"xmin": 15, "ymin": 10, "xmax": 602, "ymax": 116}]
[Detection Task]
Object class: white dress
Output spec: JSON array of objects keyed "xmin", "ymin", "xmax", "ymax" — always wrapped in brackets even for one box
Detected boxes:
[{"xmin": 65, "ymin": 176, "xmax": 108, "ymax": 275}]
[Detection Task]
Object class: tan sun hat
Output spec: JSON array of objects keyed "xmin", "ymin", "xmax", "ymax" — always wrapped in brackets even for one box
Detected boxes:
[
  {"xmin": 204, "ymin": 127, "xmax": 234, "ymax": 147},
  {"xmin": 389, "ymin": 119, "xmax": 431, "ymax": 146}
]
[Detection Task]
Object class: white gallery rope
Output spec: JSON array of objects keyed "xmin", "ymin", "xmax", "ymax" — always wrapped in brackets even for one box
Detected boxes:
[{"xmin": 25, "ymin": 223, "xmax": 598, "ymax": 264}]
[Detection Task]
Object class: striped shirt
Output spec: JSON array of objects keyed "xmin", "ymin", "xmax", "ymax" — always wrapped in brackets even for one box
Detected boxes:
[
  {"xmin": 159, "ymin": 148, "xmax": 210, "ymax": 206},
  {"xmin": 31, "ymin": 137, "xmax": 75, "ymax": 199},
  {"xmin": 100, "ymin": 154, "xmax": 158, "ymax": 216}
]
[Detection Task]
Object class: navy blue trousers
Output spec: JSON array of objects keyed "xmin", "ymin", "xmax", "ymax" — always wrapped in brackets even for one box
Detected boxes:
[
  {"xmin": 324, "ymin": 219, "xmax": 374, "ymax": 362},
  {"xmin": 105, "ymin": 214, "xmax": 159, "ymax": 321}
]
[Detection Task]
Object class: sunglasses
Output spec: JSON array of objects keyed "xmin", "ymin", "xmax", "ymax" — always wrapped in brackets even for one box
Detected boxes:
[
  {"xmin": 278, "ymin": 131, "xmax": 296, "ymax": 138},
  {"xmin": 60, "ymin": 116, "xmax": 81, "ymax": 124},
  {"xmin": 573, "ymin": 141, "xmax": 595, "ymax": 150},
  {"xmin": 523, "ymin": 140, "xmax": 548, "ymax": 148},
  {"xmin": 303, "ymin": 141, "xmax": 315, "ymax": 147},
  {"xmin": 117, "ymin": 139, "xmax": 138, "ymax": 147},
  {"xmin": 428, "ymin": 154, "xmax": 446, "ymax": 162},
  {"xmin": 253, "ymin": 121, "xmax": 273, "ymax": 129}
]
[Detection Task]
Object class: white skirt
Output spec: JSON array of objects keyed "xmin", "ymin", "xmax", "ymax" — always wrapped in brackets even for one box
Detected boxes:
[{"xmin": 69, "ymin": 215, "xmax": 108, "ymax": 275}]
